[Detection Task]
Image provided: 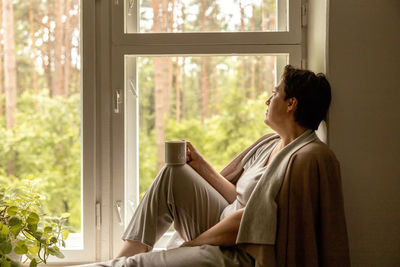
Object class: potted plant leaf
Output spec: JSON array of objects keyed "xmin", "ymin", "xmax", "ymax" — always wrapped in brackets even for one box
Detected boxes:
[{"xmin": 0, "ymin": 178, "xmax": 69, "ymax": 267}]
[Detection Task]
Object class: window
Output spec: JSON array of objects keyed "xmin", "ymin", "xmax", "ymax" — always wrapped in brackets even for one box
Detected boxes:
[
  {"xmin": 0, "ymin": 0, "xmax": 95, "ymax": 264},
  {"xmin": 107, "ymin": 0, "xmax": 303, "ymax": 257},
  {"xmin": 79, "ymin": 0, "xmax": 303, "ymax": 261}
]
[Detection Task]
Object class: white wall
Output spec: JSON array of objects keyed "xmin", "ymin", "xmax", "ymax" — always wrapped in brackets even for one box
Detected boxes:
[{"xmin": 322, "ymin": 0, "xmax": 400, "ymax": 266}]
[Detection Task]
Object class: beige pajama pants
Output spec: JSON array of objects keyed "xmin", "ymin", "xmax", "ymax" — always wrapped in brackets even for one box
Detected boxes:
[{"xmin": 84, "ymin": 164, "xmax": 254, "ymax": 267}]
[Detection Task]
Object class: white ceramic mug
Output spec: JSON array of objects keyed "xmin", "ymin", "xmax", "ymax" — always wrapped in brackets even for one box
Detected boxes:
[{"xmin": 165, "ymin": 140, "xmax": 187, "ymax": 165}]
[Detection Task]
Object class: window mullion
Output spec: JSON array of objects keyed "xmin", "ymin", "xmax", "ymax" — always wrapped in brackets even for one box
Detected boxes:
[{"xmin": 111, "ymin": 44, "xmax": 301, "ymax": 57}]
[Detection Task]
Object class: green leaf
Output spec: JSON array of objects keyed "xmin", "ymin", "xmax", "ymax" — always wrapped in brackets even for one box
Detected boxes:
[
  {"xmin": 1, "ymin": 260, "xmax": 11, "ymax": 267},
  {"xmin": 8, "ymin": 217, "xmax": 22, "ymax": 227},
  {"xmin": 0, "ymin": 223, "xmax": 10, "ymax": 236},
  {"xmin": 49, "ymin": 237, "xmax": 57, "ymax": 244},
  {"xmin": 14, "ymin": 244, "xmax": 28, "ymax": 255},
  {"xmin": 26, "ymin": 213, "xmax": 39, "ymax": 224},
  {"xmin": 29, "ymin": 259, "xmax": 37, "ymax": 267},
  {"xmin": 6, "ymin": 206, "xmax": 18, "ymax": 216},
  {"xmin": 48, "ymin": 246, "xmax": 64, "ymax": 259},
  {"xmin": 10, "ymin": 261, "xmax": 20, "ymax": 267},
  {"xmin": 0, "ymin": 241, "xmax": 12, "ymax": 254},
  {"xmin": 61, "ymin": 229, "xmax": 69, "ymax": 240},
  {"xmin": 33, "ymin": 231, "xmax": 42, "ymax": 240},
  {"xmin": 28, "ymin": 244, "xmax": 39, "ymax": 255},
  {"xmin": 27, "ymin": 224, "xmax": 37, "ymax": 233},
  {"xmin": 44, "ymin": 226, "xmax": 52, "ymax": 234},
  {"xmin": 61, "ymin": 213, "xmax": 70, "ymax": 218},
  {"xmin": 10, "ymin": 225, "xmax": 23, "ymax": 237}
]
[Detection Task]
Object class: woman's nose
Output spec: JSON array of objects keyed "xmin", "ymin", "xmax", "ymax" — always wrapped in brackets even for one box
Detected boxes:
[{"xmin": 265, "ymin": 96, "xmax": 271, "ymax": 105}]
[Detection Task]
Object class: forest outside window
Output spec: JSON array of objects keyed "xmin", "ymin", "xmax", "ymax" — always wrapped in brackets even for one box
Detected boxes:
[
  {"xmin": 1, "ymin": 0, "xmax": 81, "ymax": 244},
  {"xmin": 131, "ymin": 0, "xmax": 285, "ymax": 33},
  {"xmin": 0, "ymin": 0, "xmax": 96, "ymax": 264}
]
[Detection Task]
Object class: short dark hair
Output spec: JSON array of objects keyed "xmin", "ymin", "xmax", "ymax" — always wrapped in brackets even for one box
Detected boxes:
[{"xmin": 282, "ymin": 65, "xmax": 331, "ymax": 130}]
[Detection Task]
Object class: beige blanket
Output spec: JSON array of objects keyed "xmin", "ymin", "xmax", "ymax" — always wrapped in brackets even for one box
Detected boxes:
[
  {"xmin": 230, "ymin": 130, "xmax": 317, "ymax": 244},
  {"xmin": 220, "ymin": 131, "xmax": 350, "ymax": 267}
]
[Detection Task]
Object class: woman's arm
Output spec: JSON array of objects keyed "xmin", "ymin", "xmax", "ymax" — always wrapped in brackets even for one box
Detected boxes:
[
  {"xmin": 181, "ymin": 208, "xmax": 244, "ymax": 247},
  {"xmin": 185, "ymin": 141, "xmax": 237, "ymax": 203}
]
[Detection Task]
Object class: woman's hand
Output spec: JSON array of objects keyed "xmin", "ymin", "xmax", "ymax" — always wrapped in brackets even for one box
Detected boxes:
[
  {"xmin": 184, "ymin": 140, "xmax": 205, "ymax": 172},
  {"xmin": 179, "ymin": 240, "xmax": 198, "ymax": 247},
  {"xmin": 183, "ymin": 139, "xmax": 237, "ymax": 203},
  {"xmin": 179, "ymin": 208, "xmax": 244, "ymax": 248}
]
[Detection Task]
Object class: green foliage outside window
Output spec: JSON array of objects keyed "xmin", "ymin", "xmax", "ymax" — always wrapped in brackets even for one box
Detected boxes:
[
  {"xmin": 139, "ymin": 90, "xmax": 274, "ymax": 200},
  {"xmin": 0, "ymin": 91, "xmax": 81, "ymax": 233}
]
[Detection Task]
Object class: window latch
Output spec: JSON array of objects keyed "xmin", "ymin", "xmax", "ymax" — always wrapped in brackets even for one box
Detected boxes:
[
  {"xmin": 96, "ymin": 202, "xmax": 101, "ymax": 230},
  {"xmin": 301, "ymin": 3, "xmax": 308, "ymax": 27},
  {"xmin": 129, "ymin": 80, "xmax": 138, "ymax": 98},
  {"xmin": 115, "ymin": 200, "xmax": 123, "ymax": 225},
  {"xmin": 114, "ymin": 89, "xmax": 122, "ymax": 113}
]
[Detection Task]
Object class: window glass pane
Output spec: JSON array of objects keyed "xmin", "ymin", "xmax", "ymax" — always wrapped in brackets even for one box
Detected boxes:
[
  {"xmin": 127, "ymin": 0, "xmax": 284, "ymax": 33},
  {"xmin": 0, "ymin": 0, "xmax": 82, "ymax": 249},
  {"xmin": 133, "ymin": 54, "xmax": 287, "ymax": 200}
]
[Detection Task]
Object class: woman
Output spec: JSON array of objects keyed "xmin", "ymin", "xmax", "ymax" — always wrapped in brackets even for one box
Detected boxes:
[{"xmin": 101, "ymin": 65, "xmax": 350, "ymax": 267}]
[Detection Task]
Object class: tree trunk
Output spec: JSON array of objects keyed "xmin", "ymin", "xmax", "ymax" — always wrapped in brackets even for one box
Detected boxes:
[
  {"xmin": 265, "ymin": 56, "xmax": 274, "ymax": 96},
  {"xmin": 3, "ymin": 0, "xmax": 17, "ymax": 177},
  {"xmin": 154, "ymin": 57, "xmax": 170, "ymax": 171},
  {"xmin": 72, "ymin": 0, "xmax": 80, "ymax": 94},
  {"xmin": 250, "ymin": 5, "xmax": 256, "ymax": 99},
  {"xmin": 42, "ymin": 1, "xmax": 53, "ymax": 95},
  {"xmin": 41, "ymin": 40, "xmax": 52, "ymax": 94},
  {"xmin": 257, "ymin": 58, "xmax": 263, "ymax": 96},
  {"xmin": 0, "ymin": 44, "xmax": 2, "ymax": 118},
  {"xmin": 261, "ymin": 0, "xmax": 270, "ymax": 31},
  {"xmin": 213, "ymin": 64, "xmax": 220, "ymax": 114},
  {"xmin": 53, "ymin": 0, "xmax": 64, "ymax": 96},
  {"xmin": 180, "ymin": 1, "xmax": 186, "ymax": 119},
  {"xmin": 250, "ymin": 57, "xmax": 256, "ymax": 99},
  {"xmin": 200, "ymin": 0, "xmax": 209, "ymax": 122},
  {"xmin": 170, "ymin": 0, "xmax": 175, "ymax": 31},
  {"xmin": 153, "ymin": 0, "xmax": 170, "ymax": 171},
  {"xmin": 3, "ymin": 0, "xmax": 17, "ymax": 129},
  {"xmin": 175, "ymin": 57, "xmax": 181, "ymax": 123},
  {"xmin": 165, "ymin": 0, "xmax": 175, "ymax": 114},
  {"xmin": 200, "ymin": 58, "xmax": 210, "ymax": 122},
  {"xmin": 181, "ymin": 58, "xmax": 186, "ymax": 120},
  {"xmin": 63, "ymin": 0, "xmax": 73, "ymax": 97},
  {"xmin": 240, "ymin": 0, "xmax": 246, "ymax": 96},
  {"xmin": 29, "ymin": 0, "xmax": 38, "ymax": 100},
  {"xmin": 0, "ymin": 1, "xmax": 3, "ymax": 117}
]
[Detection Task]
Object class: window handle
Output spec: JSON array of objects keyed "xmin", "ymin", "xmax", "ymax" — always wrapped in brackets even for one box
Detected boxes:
[
  {"xmin": 114, "ymin": 89, "xmax": 122, "ymax": 113},
  {"xmin": 115, "ymin": 200, "xmax": 123, "ymax": 225},
  {"xmin": 127, "ymin": 0, "xmax": 135, "ymax": 16}
]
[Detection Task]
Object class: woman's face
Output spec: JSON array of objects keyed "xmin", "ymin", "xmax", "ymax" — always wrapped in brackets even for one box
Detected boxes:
[{"xmin": 264, "ymin": 80, "xmax": 288, "ymax": 128}]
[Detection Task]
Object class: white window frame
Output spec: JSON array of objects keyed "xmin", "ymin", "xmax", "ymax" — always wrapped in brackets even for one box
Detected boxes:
[
  {"xmin": 46, "ymin": 0, "xmax": 97, "ymax": 264},
  {"xmin": 79, "ymin": 0, "xmax": 305, "ymax": 261}
]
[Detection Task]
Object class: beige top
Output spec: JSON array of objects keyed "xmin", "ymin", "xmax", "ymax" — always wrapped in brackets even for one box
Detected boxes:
[{"xmin": 219, "ymin": 139, "xmax": 279, "ymax": 220}]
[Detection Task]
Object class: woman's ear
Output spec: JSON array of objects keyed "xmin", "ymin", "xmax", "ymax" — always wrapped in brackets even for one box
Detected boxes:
[{"xmin": 287, "ymin": 97, "xmax": 298, "ymax": 112}]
